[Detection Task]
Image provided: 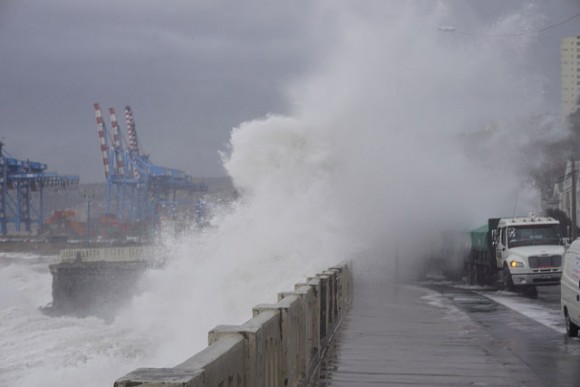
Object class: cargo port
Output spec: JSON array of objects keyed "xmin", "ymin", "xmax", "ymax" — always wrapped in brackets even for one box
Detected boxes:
[
  {"xmin": 0, "ymin": 104, "xmax": 234, "ymax": 250},
  {"xmin": 2, "ymin": 104, "xmax": 234, "ymax": 318}
]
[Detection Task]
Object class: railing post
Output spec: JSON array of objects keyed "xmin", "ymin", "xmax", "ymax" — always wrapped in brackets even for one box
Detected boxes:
[
  {"xmin": 279, "ymin": 285, "xmax": 317, "ymax": 382},
  {"xmin": 305, "ymin": 277, "xmax": 321, "ymax": 368},
  {"xmin": 254, "ymin": 295, "xmax": 301, "ymax": 387},
  {"xmin": 317, "ymin": 273, "xmax": 330, "ymax": 347},
  {"xmin": 208, "ymin": 310, "xmax": 280, "ymax": 387}
]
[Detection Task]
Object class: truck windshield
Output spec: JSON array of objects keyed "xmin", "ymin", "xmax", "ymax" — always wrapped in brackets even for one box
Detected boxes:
[{"xmin": 506, "ymin": 225, "xmax": 562, "ymax": 248}]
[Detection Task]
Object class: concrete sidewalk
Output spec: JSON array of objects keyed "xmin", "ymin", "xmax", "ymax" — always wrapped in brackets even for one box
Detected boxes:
[{"xmin": 317, "ymin": 279, "xmax": 542, "ymax": 386}]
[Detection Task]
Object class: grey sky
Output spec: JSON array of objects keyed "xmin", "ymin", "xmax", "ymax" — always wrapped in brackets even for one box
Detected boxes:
[{"xmin": 0, "ymin": 0, "xmax": 578, "ymax": 183}]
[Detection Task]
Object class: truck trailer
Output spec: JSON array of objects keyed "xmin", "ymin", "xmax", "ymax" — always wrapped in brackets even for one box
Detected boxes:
[{"xmin": 466, "ymin": 215, "xmax": 565, "ymax": 293}]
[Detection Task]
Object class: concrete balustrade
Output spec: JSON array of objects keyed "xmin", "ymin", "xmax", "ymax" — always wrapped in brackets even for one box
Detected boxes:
[
  {"xmin": 114, "ymin": 263, "xmax": 352, "ymax": 387},
  {"xmin": 209, "ymin": 309, "xmax": 281, "ymax": 386},
  {"xmin": 279, "ymin": 284, "xmax": 318, "ymax": 381},
  {"xmin": 254, "ymin": 294, "xmax": 303, "ymax": 386}
]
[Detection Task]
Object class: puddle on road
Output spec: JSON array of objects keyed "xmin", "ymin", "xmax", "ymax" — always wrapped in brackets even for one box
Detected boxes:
[
  {"xmin": 426, "ymin": 283, "xmax": 499, "ymax": 313},
  {"xmin": 449, "ymin": 295, "xmax": 498, "ymax": 313}
]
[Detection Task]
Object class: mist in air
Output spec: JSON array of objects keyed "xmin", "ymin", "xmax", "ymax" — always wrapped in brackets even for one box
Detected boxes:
[
  {"xmin": 221, "ymin": 1, "xmax": 555, "ymax": 274},
  {"xmin": 5, "ymin": 2, "xmax": 564, "ymax": 386}
]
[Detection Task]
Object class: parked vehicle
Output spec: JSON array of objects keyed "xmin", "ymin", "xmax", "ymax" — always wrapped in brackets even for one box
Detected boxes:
[
  {"xmin": 562, "ymin": 239, "xmax": 580, "ymax": 337},
  {"xmin": 466, "ymin": 215, "xmax": 564, "ymax": 294}
]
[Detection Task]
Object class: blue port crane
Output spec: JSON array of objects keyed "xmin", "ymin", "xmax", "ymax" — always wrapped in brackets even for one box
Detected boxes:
[
  {"xmin": 93, "ymin": 104, "xmax": 207, "ymax": 230},
  {"xmin": 0, "ymin": 142, "xmax": 79, "ymax": 235}
]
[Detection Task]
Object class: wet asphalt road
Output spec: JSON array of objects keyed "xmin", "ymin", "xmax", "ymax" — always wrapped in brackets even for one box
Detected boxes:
[
  {"xmin": 431, "ymin": 284, "xmax": 580, "ymax": 386},
  {"xmin": 317, "ymin": 278, "xmax": 580, "ymax": 386}
]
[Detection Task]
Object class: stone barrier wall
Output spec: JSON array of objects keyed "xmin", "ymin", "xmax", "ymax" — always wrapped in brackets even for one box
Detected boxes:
[{"xmin": 114, "ymin": 263, "xmax": 352, "ymax": 387}]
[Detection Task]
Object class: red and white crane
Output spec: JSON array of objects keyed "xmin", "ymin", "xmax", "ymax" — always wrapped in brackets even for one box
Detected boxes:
[
  {"xmin": 92, "ymin": 102, "xmax": 207, "ymax": 227},
  {"xmin": 93, "ymin": 103, "xmax": 111, "ymax": 179},
  {"xmin": 124, "ymin": 105, "xmax": 141, "ymax": 179},
  {"xmin": 108, "ymin": 107, "xmax": 126, "ymax": 177}
]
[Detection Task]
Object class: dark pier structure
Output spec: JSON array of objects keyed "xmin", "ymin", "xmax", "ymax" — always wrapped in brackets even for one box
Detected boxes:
[{"xmin": 47, "ymin": 246, "xmax": 157, "ymax": 320}]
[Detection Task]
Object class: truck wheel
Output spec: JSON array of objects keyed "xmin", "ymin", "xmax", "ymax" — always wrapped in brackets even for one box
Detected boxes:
[
  {"xmin": 566, "ymin": 312, "xmax": 579, "ymax": 338},
  {"xmin": 523, "ymin": 285, "xmax": 537, "ymax": 299},
  {"xmin": 464, "ymin": 264, "xmax": 469, "ymax": 284},
  {"xmin": 475, "ymin": 265, "xmax": 485, "ymax": 286},
  {"xmin": 485, "ymin": 267, "xmax": 497, "ymax": 286},
  {"xmin": 466, "ymin": 264, "xmax": 475, "ymax": 285},
  {"xmin": 503, "ymin": 266, "xmax": 514, "ymax": 292},
  {"xmin": 483, "ymin": 266, "xmax": 493, "ymax": 286}
]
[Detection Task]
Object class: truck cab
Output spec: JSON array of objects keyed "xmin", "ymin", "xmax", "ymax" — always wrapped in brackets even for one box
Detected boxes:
[{"xmin": 494, "ymin": 216, "xmax": 564, "ymax": 290}]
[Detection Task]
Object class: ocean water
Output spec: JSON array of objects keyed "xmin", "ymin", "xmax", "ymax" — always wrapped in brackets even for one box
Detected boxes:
[{"xmin": 0, "ymin": 2, "xmax": 560, "ymax": 386}]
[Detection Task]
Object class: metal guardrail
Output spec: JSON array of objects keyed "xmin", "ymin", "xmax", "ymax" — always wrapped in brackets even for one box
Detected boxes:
[{"xmin": 114, "ymin": 263, "xmax": 352, "ymax": 387}]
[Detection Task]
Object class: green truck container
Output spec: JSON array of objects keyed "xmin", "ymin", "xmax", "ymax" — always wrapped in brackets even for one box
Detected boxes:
[{"xmin": 466, "ymin": 218, "xmax": 500, "ymax": 286}]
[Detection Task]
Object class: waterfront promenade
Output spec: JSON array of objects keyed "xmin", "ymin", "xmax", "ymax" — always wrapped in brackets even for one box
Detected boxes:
[{"xmin": 317, "ymin": 278, "xmax": 542, "ymax": 386}]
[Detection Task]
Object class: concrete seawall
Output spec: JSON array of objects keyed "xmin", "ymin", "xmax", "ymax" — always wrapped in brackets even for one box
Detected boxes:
[{"xmin": 115, "ymin": 264, "xmax": 352, "ymax": 387}]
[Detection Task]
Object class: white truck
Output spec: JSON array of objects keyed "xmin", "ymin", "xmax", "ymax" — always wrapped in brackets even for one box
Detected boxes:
[{"xmin": 466, "ymin": 215, "xmax": 565, "ymax": 294}]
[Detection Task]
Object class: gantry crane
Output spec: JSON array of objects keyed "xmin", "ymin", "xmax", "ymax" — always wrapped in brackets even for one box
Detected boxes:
[
  {"xmin": 93, "ymin": 103, "xmax": 207, "ymax": 232},
  {"xmin": 0, "ymin": 142, "xmax": 79, "ymax": 235}
]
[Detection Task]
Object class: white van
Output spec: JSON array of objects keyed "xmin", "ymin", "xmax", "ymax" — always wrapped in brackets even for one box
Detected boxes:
[{"xmin": 561, "ymin": 239, "xmax": 580, "ymax": 337}]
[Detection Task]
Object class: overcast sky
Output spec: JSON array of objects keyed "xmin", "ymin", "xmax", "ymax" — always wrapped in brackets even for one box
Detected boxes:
[{"xmin": 0, "ymin": 0, "xmax": 578, "ymax": 183}]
